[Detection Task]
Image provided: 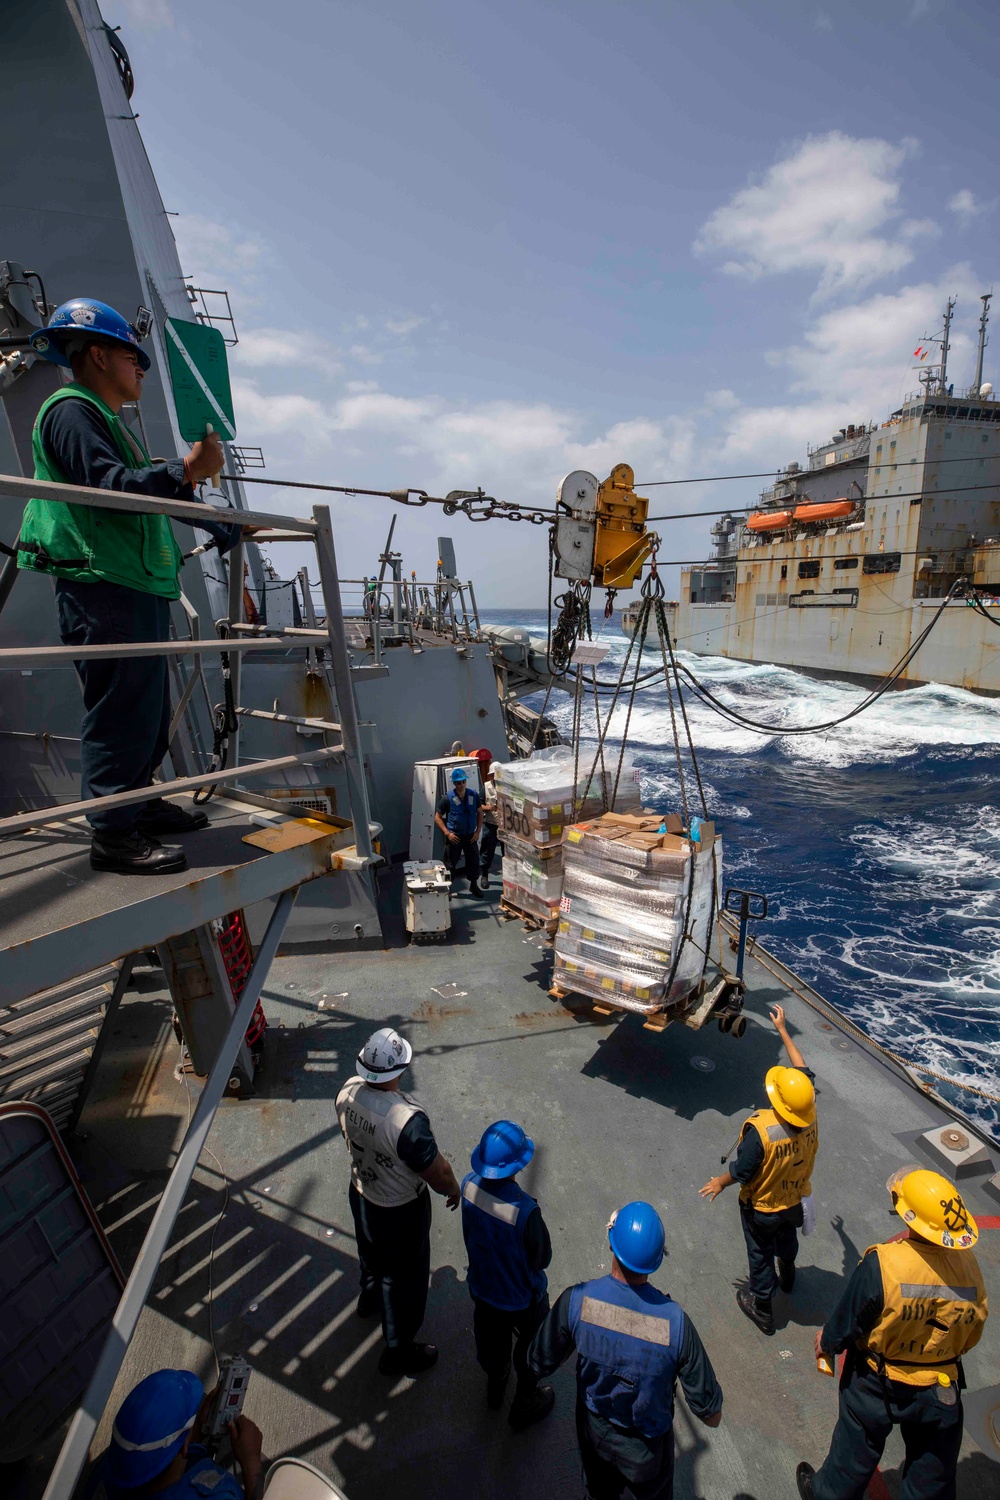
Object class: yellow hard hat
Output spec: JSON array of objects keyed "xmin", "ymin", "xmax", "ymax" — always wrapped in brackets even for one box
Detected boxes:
[
  {"xmin": 765, "ymin": 1066, "xmax": 816, "ymax": 1128},
  {"xmin": 886, "ymin": 1167, "xmax": 978, "ymax": 1249}
]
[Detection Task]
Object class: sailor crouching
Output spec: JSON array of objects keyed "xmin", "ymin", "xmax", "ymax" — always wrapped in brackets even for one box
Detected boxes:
[
  {"xmin": 335, "ymin": 1027, "xmax": 461, "ymax": 1377},
  {"xmin": 796, "ymin": 1168, "xmax": 988, "ymax": 1500},
  {"xmin": 461, "ymin": 1120, "xmax": 555, "ymax": 1429},
  {"xmin": 528, "ymin": 1201, "xmax": 723, "ymax": 1500},
  {"xmin": 700, "ymin": 1003, "xmax": 818, "ymax": 1335}
]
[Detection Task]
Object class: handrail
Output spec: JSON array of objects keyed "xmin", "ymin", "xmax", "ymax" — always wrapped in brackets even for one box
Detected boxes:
[
  {"xmin": 0, "ymin": 746, "xmax": 344, "ymax": 837},
  {"xmin": 0, "ymin": 471, "xmax": 317, "ymax": 534},
  {"xmin": 0, "ymin": 638, "xmax": 319, "ymax": 666}
]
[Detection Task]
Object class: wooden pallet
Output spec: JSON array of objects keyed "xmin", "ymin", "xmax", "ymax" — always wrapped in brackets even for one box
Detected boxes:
[
  {"xmin": 547, "ymin": 980, "xmax": 671, "ymax": 1029},
  {"xmin": 499, "ymin": 897, "xmax": 558, "ymax": 937}
]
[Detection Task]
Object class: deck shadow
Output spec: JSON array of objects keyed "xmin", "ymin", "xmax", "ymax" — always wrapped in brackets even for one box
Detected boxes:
[{"xmin": 579, "ymin": 996, "xmax": 794, "ymax": 1122}]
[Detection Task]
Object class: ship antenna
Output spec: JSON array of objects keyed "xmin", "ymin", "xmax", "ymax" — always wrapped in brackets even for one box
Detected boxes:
[
  {"xmin": 973, "ymin": 292, "xmax": 992, "ymax": 394},
  {"xmin": 939, "ymin": 296, "xmax": 955, "ymax": 393}
]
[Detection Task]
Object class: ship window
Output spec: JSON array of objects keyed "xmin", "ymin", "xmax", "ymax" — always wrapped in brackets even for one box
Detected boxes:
[
  {"xmin": 766, "ymin": 593, "xmax": 778, "ymax": 606},
  {"xmin": 834, "ymin": 557, "xmax": 858, "ymax": 570},
  {"xmin": 863, "ymin": 552, "xmax": 901, "ymax": 574},
  {"xmin": 755, "ymin": 593, "xmax": 766, "ymax": 606},
  {"xmin": 690, "ymin": 590, "xmax": 698, "ymax": 603},
  {"xmin": 780, "ymin": 564, "xmax": 788, "ymax": 580},
  {"xmin": 798, "ymin": 560, "xmax": 821, "ymax": 579}
]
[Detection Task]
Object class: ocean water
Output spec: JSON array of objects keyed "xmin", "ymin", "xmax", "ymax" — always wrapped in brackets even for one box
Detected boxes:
[{"xmin": 481, "ymin": 609, "xmax": 1000, "ymax": 1141}]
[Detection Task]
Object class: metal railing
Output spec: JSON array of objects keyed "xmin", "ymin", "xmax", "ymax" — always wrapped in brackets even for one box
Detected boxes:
[
  {"xmin": 0, "ymin": 471, "xmax": 374, "ymax": 860},
  {"xmin": 0, "ymin": 467, "xmax": 383, "ymax": 1500}
]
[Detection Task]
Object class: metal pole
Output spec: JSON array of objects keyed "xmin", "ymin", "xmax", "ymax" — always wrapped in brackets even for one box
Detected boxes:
[
  {"xmin": 311, "ymin": 505, "xmax": 374, "ymax": 862},
  {"xmin": 974, "ymin": 293, "xmax": 991, "ymax": 394},
  {"xmin": 42, "ymin": 888, "xmax": 299, "ymax": 1500},
  {"xmin": 226, "ymin": 539, "xmax": 244, "ymax": 768},
  {"xmin": 298, "ymin": 565, "xmax": 319, "ymax": 673},
  {"xmin": 466, "ymin": 579, "xmax": 482, "ymax": 636},
  {"xmin": 0, "ymin": 471, "xmax": 318, "ymax": 533},
  {"xmin": 0, "ymin": 553, "xmax": 19, "ymax": 620}
]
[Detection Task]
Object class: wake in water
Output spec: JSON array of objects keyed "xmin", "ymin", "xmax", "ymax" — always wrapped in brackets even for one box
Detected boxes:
[{"xmin": 486, "ymin": 612, "xmax": 1000, "ymax": 1139}]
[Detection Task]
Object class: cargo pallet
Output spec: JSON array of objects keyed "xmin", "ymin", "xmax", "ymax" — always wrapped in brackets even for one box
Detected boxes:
[
  {"xmin": 547, "ymin": 979, "xmax": 672, "ymax": 1030},
  {"xmin": 498, "ymin": 896, "xmax": 559, "ymax": 937}
]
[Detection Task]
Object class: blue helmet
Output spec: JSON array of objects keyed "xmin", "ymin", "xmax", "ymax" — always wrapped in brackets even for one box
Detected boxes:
[
  {"xmin": 103, "ymin": 1369, "xmax": 204, "ymax": 1489},
  {"xmin": 451, "ymin": 766, "xmax": 468, "ymax": 783},
  {"xmin": 31, "ymin": 298, "xmax": 151, "ymax": 371},
  {"xmin": 608, "ymin": 1200, "xmax": 665, "ymax": 1274},
  {"xmin": 472, "ymin": 1119, "xmax": 534, "ymax": 1179}
]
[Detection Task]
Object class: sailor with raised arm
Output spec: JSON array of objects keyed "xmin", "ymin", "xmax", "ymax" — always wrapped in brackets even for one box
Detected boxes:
[
  {"xmin": 335, "ymin": 1026, "xmax": 461, "ymax": 1377},
  {"xmin": 796, "ymin": 1168, "xmax": 988, "ymax": 1499},
  {"xmin": 699, "ymin": 1003, "xmax": 819, "ymax": 1335}
]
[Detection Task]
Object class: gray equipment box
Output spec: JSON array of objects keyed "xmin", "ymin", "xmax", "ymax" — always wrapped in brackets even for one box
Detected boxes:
[{"xmin": 0, "ymin": 1102, "xmax": 124, "ymax": 1463}]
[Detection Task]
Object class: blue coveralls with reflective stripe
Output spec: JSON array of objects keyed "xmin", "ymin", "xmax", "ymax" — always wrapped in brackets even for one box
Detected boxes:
[{"xmin": 461, "ymin": 1171, "xmax": 548, "ymax": 1391}]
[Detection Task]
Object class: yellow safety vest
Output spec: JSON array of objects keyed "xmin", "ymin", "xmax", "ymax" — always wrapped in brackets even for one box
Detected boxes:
[
  {"xmin": 862, "ymin": 1238, "xmax": 988, "ymax": 1385},
  {"xmin": 738, "ymin": 1108, "xmax": 818, "ymax": 1213}
]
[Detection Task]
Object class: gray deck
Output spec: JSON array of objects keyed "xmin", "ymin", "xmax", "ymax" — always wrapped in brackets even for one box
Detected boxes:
[{"xmin": 49, "ymin": 882, "xmax": 1000, "ymax": 1500}]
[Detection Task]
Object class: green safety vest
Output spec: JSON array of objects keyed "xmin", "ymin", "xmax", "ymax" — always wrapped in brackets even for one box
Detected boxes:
[{"xmin": 17, "ymin": 383, "xmax": 183, "ymax": 598}]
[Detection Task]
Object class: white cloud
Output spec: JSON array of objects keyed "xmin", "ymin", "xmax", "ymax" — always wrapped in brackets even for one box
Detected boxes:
[
  {"xmin": 234, "ymin": 328, "xmax": 342, "ymax": 377},
  {"xmin": 385, "ymin": 316, "xmax": 426, "ymax": 337},
  {"xmin": 694, "ymin": 132, "xmax": 927, "ymax": 297},
  {"xmin": 173, "ymin": 214, "xmax": 267, "ymax": 290},
  {"xmin": 715, "ymin": 268, "xmax": 981, "ymax": 463},
  {"xmin": 949, "ymin": 189, "xmax": 984, "ymax": 224}
]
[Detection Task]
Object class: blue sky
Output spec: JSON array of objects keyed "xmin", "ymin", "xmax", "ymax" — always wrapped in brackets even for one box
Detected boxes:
[{"xmin": 119, "ymin": 0, "xmax": 998, "ymax": 603}]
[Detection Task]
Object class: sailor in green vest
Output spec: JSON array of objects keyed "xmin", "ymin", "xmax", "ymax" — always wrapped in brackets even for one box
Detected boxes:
[{"xmin": 20, "ymin": 298, "xmax": 239, "ymax": 874}]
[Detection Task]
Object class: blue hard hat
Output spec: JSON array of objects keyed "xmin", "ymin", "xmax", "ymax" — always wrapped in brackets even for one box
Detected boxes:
[
  {"xmin": 472, "ymin": 1119, "xmax": 534, "ymax": 1179},
  {"xmin": 104, "ymin": 1369, "xmax": 204, "ymax": 1489},
  {"xmin": 451, "ymin": 766, "xmax": 468, "ymax": 782},
  {"xmin": 608, "ymin": 1200, "xmax": 665, "ymax": 1275},
  {"xmin": 31, "ymin": 298, "xmax": 151, "ymax": 371}
]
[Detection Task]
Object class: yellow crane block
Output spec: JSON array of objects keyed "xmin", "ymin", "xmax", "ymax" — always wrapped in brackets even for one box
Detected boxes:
[{"xmin": 592, "ymin": 463, "xmax": 653, "ymax": 588}]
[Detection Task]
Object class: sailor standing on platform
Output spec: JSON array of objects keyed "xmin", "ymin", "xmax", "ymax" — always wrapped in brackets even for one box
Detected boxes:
[
  {"xmin": 528, "ymin": 1202, "xmax": 723, "ymax": 1500},
  {"xmin": 796, "ymin": 1168, "xmax": 988, "ymax": 1500},
  {"xmin": 434, "ymin": 764, "xmax": 483, "ymax": 897},
  {"xmin": 335, "ymin": 1027, "xmax": 461, "ymax": 1376},
  {"xmin": 699, "ymin": 1003, "xmax": 818, "ymax": 1335},
  {"xmin": 460, "ymin": 1120, "xmax": 555, "ymax": 1429}
]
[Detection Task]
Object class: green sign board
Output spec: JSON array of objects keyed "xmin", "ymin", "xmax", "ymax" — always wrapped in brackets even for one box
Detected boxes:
[{"xmin": 164, "ymin": 317, "xmax": 236, "ymax": 442}]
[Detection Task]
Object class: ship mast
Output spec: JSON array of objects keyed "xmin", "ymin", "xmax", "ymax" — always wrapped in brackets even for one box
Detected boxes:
[
  {"xmin": 973, "ymin": 292, "xmax": 991, "ymax": 394},
  {"xmin": 917, "ymin": 296, "xmax": 957, "ymax": 396}
]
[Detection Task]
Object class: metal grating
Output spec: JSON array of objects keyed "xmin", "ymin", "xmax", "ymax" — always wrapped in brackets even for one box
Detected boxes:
[{"xmin": 0, "ymin": 964, "xmax": 121, "ymax": 1129}]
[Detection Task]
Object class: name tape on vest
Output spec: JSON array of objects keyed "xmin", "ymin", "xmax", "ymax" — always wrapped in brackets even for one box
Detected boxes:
[
  {"xmin": 463, "ymin": 1180, "xmax": 519, "ymax": 1225},
  {"xmin": 898, "ymin": 1282, "xmax": 978, "ymax": 1303},
  {"xmin": 580, "ymin": 1296, "xmax": 673, "ymax": 1348}
]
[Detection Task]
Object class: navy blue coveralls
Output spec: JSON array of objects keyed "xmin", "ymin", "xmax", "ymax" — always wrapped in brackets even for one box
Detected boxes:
[
  {"xmin": 439, "ymin": 786, "xmax": 481, "ymax": 887},
  {"xmin": 730, "ymin": 1068, "xmax": 816, "ymax": 1304},
  {"xmin": 460, "ymin": 1171, "xmax": 552, "ymax": 1398},
  {"xmin": 529, "ymin": 1274, "xmax": 722, "ymax": 1500},
  {"xmin": 40, "ymin": 399, "xmax": 237, "ymax": 834},
  {"xmin": 811, "ymin": 1252, "xmax": 967, "ymax": 1500}
]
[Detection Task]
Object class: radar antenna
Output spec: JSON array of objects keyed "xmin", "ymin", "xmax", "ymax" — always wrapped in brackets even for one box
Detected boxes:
[{"xmin": 973, "ymin": 292, "xmax": 992, "ymax": 394}]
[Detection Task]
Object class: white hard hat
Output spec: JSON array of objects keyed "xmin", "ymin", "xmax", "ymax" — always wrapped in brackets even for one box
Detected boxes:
[
  {"xmin": 357, "ymin": 1026, "xmax": 412, "ymax": 1084},
  {"xmin": 489, "ymin": 761, "xmax": 501, "ymax": 775}
]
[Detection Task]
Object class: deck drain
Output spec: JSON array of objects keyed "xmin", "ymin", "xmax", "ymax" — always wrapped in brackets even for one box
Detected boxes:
[
  {"xmin": 941, "ymin": 1128, "xmax": 970, "ymax": 1152},
  {"xmin": 837, "ymin": 1041, "xmax": 851, "ymax": 1050},
  {"xmin": 690, "ymin": 1056, "xmax": 715, "ymax": 1072},
  {"xmin": 819, "ymin": 1023, "xmax": 834, "ymax": 1032}
]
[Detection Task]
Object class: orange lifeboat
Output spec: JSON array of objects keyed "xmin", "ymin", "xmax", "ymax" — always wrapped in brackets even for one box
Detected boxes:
[
  {"xmin": 792, "ymin": 499, "xmax": 854, "ymax": 523},
  {"xmin": 746, "ymin": 510, "xmax": 793, "ymax": 532}
]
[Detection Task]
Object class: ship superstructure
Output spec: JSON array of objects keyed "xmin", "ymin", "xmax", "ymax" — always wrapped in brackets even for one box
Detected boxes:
[{"xmin": 671, "ymin": 300, "xmax": 1000, "ymax": 694}]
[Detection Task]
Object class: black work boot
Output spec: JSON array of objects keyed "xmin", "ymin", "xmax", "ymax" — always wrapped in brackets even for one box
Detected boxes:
[
  {"xmin": 736, "ymin": 1287, "xmax": 775, "ymax": 1335},
  {"xmin": 90, "ymin": 829, "xmax": 187, "ymax": 875},
  {"xmin": 469, "ymin": 881, "xmax": 483, "ymax": 898},
  {"xmin": 777, "ymin": 1257, "xmax": 796, "ymax": 1293},
  {"xmin": 486, "ymin": 1367, "xmax": 510, "ymax": 1409},
  {"xmin": 796, "ymin": 1462, "xmax": 816, "ymax": 1498},
  {"xmin": 378, "ymin": 1342, "xmax": 438, "ymax": 1376},
  {"xmin": 507, "ymin": 1383, "xmax": 555, "ymax": 1430},
  {"xmin": 137, "ymin": 797, "xmax": 210, "ymax": 835}
]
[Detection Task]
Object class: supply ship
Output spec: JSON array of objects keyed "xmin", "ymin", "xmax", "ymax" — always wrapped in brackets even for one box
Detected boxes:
[
  {"xmin": 664, "ymin": 305, "xmax": 1000, "ymax": 694},
  {"xmin": 1, "ymin": 7, "xmax": 998, "ymax": 1500}
]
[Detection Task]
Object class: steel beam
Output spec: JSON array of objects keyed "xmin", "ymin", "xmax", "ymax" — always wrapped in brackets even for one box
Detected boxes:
[
  {"xmin": 226, "ymin": 538, "xmax": 245, "ymax": 767},
  {"xmin": 312, "ymin": 505, "xmax": 375, "ymax": 863},
  {"xmin": 0, "ymin": 636, "xmax": 318, "ymax": 667},
  {"xmin": 0, "ymin": 745, "xmax": 343, "ymax": 837},
  {"xmin": 40, "ymin": 889, "xmax": 298, "ymax": 1500},
  {"xmin": 0, "ymin": 471, "xmax": 316, "ymax": 534}
]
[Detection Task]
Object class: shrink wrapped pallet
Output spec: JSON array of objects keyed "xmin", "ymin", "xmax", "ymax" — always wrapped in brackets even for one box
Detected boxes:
[
  {"xmin": 494, "ymin": 747, "xmax": 642, "ymax": 850},
  {"xmin": 554, "ymin": 812, "xmax": 719, "ymax": 1015}
]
